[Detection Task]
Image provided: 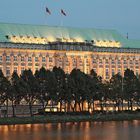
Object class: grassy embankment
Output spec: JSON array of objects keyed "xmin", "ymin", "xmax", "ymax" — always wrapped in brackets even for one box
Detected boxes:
[{"xmin": 1, "ymin": 112, "xmax": 140, "ymax": 125}]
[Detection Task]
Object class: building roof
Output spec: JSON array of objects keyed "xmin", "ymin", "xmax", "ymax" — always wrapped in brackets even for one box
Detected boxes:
[
  {"xmin": 123, "ymin": 39, "xmax": 140, "ymax": 48},
  {"xmin": 0, "ymin": 22, "xmax": 139, "ymax": 48}
]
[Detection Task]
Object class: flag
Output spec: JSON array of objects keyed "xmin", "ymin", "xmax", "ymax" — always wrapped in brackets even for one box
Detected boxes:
[
  {"xmin": 46, "ymin": 7, "xmax": 51, "ymax": 15},
  {"xmin": 61, "ymin": 9, "xmax": 66, "ymax": 16}
]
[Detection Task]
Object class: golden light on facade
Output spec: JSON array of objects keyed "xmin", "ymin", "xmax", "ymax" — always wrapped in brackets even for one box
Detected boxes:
[
  {"xmin": 95, "ymin": 40, "xmax": 121, "ymax": 47},
  {"xmin": 75, "ymin": 37, "xmax": 84, "ymax": 43},
  {"xmin": 9, "ymin": 35, "xmax": 121, "ymax": 47},
  {"xmin": 10, "ymin": 36, "xmax": 48, "ymax": 44},
  {"xmin": 47, "ymin": 36, "xmax": 56, "ymax": 42}
]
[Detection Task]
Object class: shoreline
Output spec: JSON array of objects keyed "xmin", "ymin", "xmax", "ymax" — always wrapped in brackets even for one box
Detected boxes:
[{"xmin": 1, "ymin": 112, "xmax": 140, "ymax": 125}]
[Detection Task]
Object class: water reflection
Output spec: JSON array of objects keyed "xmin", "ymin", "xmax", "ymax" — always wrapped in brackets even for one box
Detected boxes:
[{"xmin": 0, "ymin": 121, "xmax": 140, "ymax": 140}]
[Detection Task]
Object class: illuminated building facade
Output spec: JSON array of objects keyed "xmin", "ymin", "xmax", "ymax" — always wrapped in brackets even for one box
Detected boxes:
[{"xmin": 0, "ymin": 23, "xmax": 140, "ymax": 80}]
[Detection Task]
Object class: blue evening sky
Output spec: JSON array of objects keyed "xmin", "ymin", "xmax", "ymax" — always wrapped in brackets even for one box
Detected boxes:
[{"xmin": 0, "ymin": 0, "xmax": 139, "ymax": 39}]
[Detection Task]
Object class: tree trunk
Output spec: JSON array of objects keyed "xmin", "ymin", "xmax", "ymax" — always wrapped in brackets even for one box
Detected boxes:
[
  {"xmin": 92, "ymin": 100, "xmax": 95, "ymax": 112},
  {"xmin": 127, "ymin": 101, "xmax": 130, "ymax": 110},
  {"xmin": 6, "ymin": 99, "xmax": 8, "ymax": 117},
  {"xmin": 51, "ymin": 100, "xmax": 54, "ymax": 112},
  {"xmin": 11, "ymin": 100, "xmax": 16, "ymax": 117},
  {"xmin": 74, "ymin": 102, "xmax": 77, "ymax": 112},
  {"xmin": 78, "ymin": 102, "xmax": 81, "ymax": 112},
  {"xmin": 100, "ymin": 100, "xmax": 103, "ymax": 111},
  {"xmin": 60, "ymin": 101, "xmax": 63, "ymax": 112},
  {"xmin": 116, "ymin": 101, "xmax": 120, "ymax": 111},
  {"xmin": 88, "ymin": 102, "xmax": 91, "ymax": 112},
  {"xmin": 81, "ymin": 101, "xmax": 84, "ymax": 111},
  {"xmin": 130, "ymin": 100, "xmax": 133, "ymax": 111},
  {"xmin": 41, "ymin": 102, "xmax": 46, "ymax": 116},
  {"xmin": 121, "ymin": 99, "xmax": 124, "ymax": 111},
  {"xmin": 70, "ymin": 103, "xmax": 75, "ymax": 112},
  {"xmin": 29, "ymin": 102, "xmax": 33, "ymax": 117},
  {"xmin": 67, "ymin": 102, "xmax": 70, "ymax": 112},
  {"xmin": 64, "ymin": 102, "xmax": 67, "ymax": 114}
]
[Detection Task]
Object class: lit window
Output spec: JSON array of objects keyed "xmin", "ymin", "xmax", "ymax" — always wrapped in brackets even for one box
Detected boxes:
[
  {"xmin": 35, "ymin": 57, "xmax": 38, "ymax": 62},
  {"xmin": 124, "ymin": 65, "xmax": 128, "ymax": 69},
  {"xmin": 21, "ymin": 63, "xmax": 25, "ymax": 66},
  {"xmin": 106, "ymin": 69, "xmax": 109, "ymax": 79},
  {"xmin": 35, "ymin": 63, "xmax": 39, "ymax": 66},
  {"xmin": 21, "ymin": 56, "xmax": 24, "ymax": 61},
  {"xmin": 66, "ymin": 60, "xmax": 69, "ymax": 66},
  {"xmin": 73, "ymin": 59, "xmax": 76, "ymax": 63},
  {"xmin": 112, "ymin": 60, "xmax": 115, "ymax": 64},
  {"xmin": 123, "ymin": 60, "xmax": 127, "ymax": 64},
  {"xmin": 35, "ymin": 68, "xmax": 39, "ymax": 71},
  {"xmin": 14, "ymin": 67, "xmax": 18, "ymax": 73},
  {"xmin": 117, "ymin": 60, "xmax": 121, "ymax": 64},
  {"xmin": 105, "ymin": 59, "xmax": 109, "ymax": 64},
  {"xmin": 42, "ymin": 63, "xmax": 46, "ymax": 67},
  {"xmin": 49, "ymin": 57, "xmax": 53, "ymax": 62},
  {"xmin": 135, "ymin": 60, "xmax": 139, "ymax": 65},
  {"xmin": 99, "ymin": 59, "xmax": 102, "ymax": 64},
  {"xmin": 21, "ymin": 67, "xmax": 24, "ymax": 74},
  {"xmin": 86, "ymin": 69, "xmax": 89, "ymax": 74},
  {"xmin": 130, "ymin": 60, "xmax": 133, "ymax": 64},
  {"xmin": 42, "ymin": 57, "xmax": 46, "ymax": 62},
  {"xmin": 0, "ymin": 56, "xmax": 2, "ymax": 62},
  {"xmin": 118, "ymin": 69, "xmax": 121, "ymax": 75},
  {"xmin": 6, "ymin": 67, "xmax": 10, "ymax": 76},
  {"xmin": 28, "ymin": 57, "xmax": 32, "ymax": 62},
  {"xmin": 14, "ymin": 56, "xmax": 17, "ymax": 61},
  {"xmin": 112, "ymin": 69, "xmax": 115, "ymax": 76},
  {"xmin": 136, "ymin": 70, "xmax": 139, "ymax": 77},
  {"xmin": 106, "ymin": 69, "xmax": 109, "ymax": 76},
  {"xmin": 6, "ymin": 56, "xmax": 10, "ymax": 62},
  {"xmin": 93, "ymin": 59, "xmax": 96, "ymax": 64},
  {"xmin": 106, "ymin": 76, "xmax": 109, "ymax": 79},
  {"xmin": 93, "ymin": 69, "xmax": 96, "ymax": 73},
  {"xmin": 86, "ymin": 59, "xmax": 89, "ymax": 63},
  {"xmin": 28, "ymin": 63, "xmax": 32, "ymax": 66},
  {"xmin": 59, "ymin": 58, "xmax": 62, "ymax": 62},
  {"xmin": 99, "ymin": 65, "xmax": 103, "ymax": 68}
]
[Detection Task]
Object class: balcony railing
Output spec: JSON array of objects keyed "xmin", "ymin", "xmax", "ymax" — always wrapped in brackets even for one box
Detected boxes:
[{"xmin": 0, "ymin": 42, "xmax": 140, "ymax": 54}]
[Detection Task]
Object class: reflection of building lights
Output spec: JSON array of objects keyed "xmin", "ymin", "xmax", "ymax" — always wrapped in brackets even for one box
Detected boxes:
[
  {"xmin": 45, "ymin": 108, "xmax": 50, "ymax": 112},
  {"xmin": 89, "ymin": 108, "xmax": 92, "ymax": 114},
  {"xmin": 26, "ymin": 124, "xmax": 32, "ymax": 128},
  {"xmin": 45, "ymin": 108, "xmax": 58, "ymax": 112}
]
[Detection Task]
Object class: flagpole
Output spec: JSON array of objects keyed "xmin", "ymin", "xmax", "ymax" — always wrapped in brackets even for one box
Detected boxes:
[
  {"xmin": 44, "ymin": 11, "xmax": 47, "ymax": 25},
  {"xmin": 60, "ymin": 9, "xmax": 67, "ymax": 40},
  {"xmin": 60, "ymin": 9, "xmax": 67, "ymax": 27},
  {"xmin": 60, "ymin": 15, "xmax": 63, "ymax": 42},
  {"xmin": 44, "ymin": 7, "xmax": 51, "ymax": 25},
  {"xmin": 43, "ymin": 0, "xmax": 49, "ymax": 25},
  {"xmin": 60, "ymin": 16, "xmax": 63, "ymax": 27}
]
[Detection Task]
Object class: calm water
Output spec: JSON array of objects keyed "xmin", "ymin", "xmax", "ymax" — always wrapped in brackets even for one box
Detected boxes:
[{"xmin": 0, "ymin": 121, "xmax": 140, "ymax": 140}]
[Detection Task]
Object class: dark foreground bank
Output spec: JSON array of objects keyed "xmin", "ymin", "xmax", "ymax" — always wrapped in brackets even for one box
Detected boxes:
[{"xmin": 1, "ymin": 112, "xmax": 140, "ymax": 125}]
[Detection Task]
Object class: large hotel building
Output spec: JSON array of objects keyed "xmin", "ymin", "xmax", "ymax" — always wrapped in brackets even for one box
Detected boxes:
[{"xmin": 0, "ymin": 23, "xmax": 140, "ymax": 80}]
